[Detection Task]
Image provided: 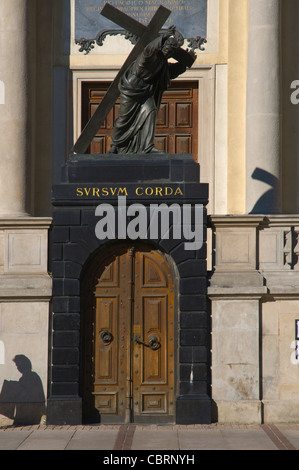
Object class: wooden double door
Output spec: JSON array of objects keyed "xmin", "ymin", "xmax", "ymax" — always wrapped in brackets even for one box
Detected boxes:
[{"xmin": 83, "ymin": 246, "xmax": 176, "ymax": 424}]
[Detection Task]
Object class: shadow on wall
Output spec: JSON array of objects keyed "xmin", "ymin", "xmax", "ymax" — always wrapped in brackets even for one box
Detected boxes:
[
  {"xmin": 0, "ymin": 355, "xmax": 45, "ymax": 425},
  {"xmin": 249, "ymin": 168, "xmax": 280, "ymax": 214}
]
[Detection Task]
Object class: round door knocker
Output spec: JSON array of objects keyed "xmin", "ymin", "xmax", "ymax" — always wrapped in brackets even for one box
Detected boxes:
[
  {"xmin": 148, "ymin": 336, "xmax": 161, "ymax": 351},
  {"xmin": 100, "ymin": 330, "xmax": 113, "ymax": 345}
]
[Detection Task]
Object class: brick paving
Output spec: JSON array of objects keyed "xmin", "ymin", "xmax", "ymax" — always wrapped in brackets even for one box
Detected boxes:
[{"xmin": 0, "ymin": 422, "xmax": 298, "ymax": 450}]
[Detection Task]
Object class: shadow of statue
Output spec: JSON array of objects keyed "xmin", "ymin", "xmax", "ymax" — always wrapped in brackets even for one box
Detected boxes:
[
  {"xmin": 249, "ymin": 168, "xmax": 280, "ymax": 214},
  {"xmin": 0, "ymin": 355, "xmax": 45, "ymax": 425}
]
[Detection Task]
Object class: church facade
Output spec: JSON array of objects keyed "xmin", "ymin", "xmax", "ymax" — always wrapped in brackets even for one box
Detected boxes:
[{"xmin": 0, "ymin": 0, "xmax": 299, "ymax": 425}]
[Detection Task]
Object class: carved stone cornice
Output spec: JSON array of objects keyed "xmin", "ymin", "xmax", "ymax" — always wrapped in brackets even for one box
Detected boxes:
[{"xmin": 75, "ymin": 27, "xmax": 206, "ymax": 55}]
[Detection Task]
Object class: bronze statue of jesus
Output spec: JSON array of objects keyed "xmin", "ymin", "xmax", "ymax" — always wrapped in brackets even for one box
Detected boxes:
[{"xmin": 109, "ymin": 31, "xmax": 195, "ymax": 154}]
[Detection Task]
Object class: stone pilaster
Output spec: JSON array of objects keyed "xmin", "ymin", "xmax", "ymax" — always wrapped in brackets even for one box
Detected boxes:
[
  {"xmin": 246, "ymin": 0, "xmax": 281, "ymax": 214},
  {"xmin": 0, "ymin": 0, "xmax": 30, "ymax": 216}
]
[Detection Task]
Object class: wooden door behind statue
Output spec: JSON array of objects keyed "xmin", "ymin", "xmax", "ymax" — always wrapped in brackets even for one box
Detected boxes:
[
  {"xmin": 81, "ymin": 81, "xmax": 198, "ymax": 159},
  {"xmin": 83, "ymin": 246, "xmax": 175, "ymax": 424}
]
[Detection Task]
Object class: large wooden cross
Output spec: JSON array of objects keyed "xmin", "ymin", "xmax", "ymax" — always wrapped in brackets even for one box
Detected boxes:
[{"xmin": 71, "ymin": 3, "xmax": 193, "ymax": 155}]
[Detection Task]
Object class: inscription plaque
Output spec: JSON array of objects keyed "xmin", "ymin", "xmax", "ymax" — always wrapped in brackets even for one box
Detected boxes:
[{"xmin": 75, "ymin": 0, "xmax": 207, "ymax": 42}]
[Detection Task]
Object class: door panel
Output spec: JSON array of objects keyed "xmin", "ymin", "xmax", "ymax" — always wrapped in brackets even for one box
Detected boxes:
[
  {"xmin": 83, "ymin": 246, "xmax": 175, "ymax": 424},
  {"xmin": 95, "ymin": 297, "xmax": 118, "ymax": 383},
  {"xmin": 133, "ymin": 252, "xmax": 175, "ymax": 422},
  {"xmin": 154, "ymin": 82, "xmax": 198, "ymax": 158}
]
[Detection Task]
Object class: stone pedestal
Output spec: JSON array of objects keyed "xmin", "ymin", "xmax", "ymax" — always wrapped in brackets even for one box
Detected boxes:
[
  {"xmin": 209, "ymin": 215, "xmax": 299, "ymax": 424},
  {"xmin": 0, "ymin": 218, "xmax": 52, "ymax": 426},
  {"xmin": 48, "ymin": 153, "xmax": 210, "ymax": 425}
]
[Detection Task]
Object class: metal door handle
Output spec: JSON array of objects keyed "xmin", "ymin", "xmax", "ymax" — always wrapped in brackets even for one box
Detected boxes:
[
  {"xmin": 133, "ymin": 334, "xmax": 161, "ymax": 351},
  {"xmin": 148, "ymin": 336, "xmax": 161, "ymax": 350},
  {"xmin": 100, "ymin": 330, "xmax": 113, "ymax": 345}
]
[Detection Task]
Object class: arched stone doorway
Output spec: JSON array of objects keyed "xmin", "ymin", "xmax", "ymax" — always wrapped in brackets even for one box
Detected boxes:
[
  {"xmin": 48, "ymin": 153, "xmax": 211, "ymax": 425},
  {"xmin": 81, "ymin": 242, "xmax": 178, "ymax": 424}
]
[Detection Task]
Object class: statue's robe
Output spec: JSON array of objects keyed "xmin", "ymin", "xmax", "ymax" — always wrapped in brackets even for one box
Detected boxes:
[{"xmin": 110, "ymin": 36, "xmax": 186, "ymax": 154}]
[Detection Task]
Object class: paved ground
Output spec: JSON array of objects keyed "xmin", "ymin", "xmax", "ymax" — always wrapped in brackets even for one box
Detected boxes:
[{"xmin": 0, "ymin": 423, "xmax": 298, "ymax": 451}]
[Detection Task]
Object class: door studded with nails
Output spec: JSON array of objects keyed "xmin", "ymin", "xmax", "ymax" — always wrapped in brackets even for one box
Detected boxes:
[{"xmin": 83, "ymin": 245, "xmax": 176, "ymax": 424}]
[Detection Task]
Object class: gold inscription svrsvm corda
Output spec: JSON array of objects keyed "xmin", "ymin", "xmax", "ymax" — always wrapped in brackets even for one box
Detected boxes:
[
  {"xmin": 76, "ymin": 187, "xmax": 128, "ymax": 197},
  {"xmin": 76, "ymin": 186, "xmax": 184, "ymax": 197}
]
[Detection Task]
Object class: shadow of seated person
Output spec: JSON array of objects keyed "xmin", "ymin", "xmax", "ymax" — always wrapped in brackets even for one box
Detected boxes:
[{"xmin": 0, "ymin": 355, "xmax": 45, "ymax": 425}]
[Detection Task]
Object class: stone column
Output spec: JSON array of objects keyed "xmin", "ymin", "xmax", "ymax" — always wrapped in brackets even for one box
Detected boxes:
[
  {"xmin": 246, "ymin": 0, "xmax": 281, "ymax": 214},
  {"xmin": 0, "ymin": 0, "xmax": 30, "ymax": 216}
]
